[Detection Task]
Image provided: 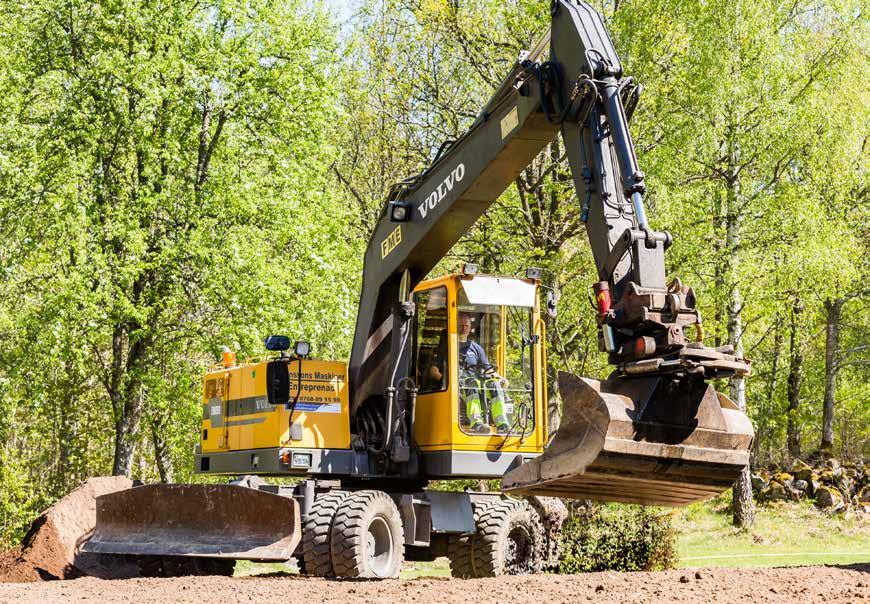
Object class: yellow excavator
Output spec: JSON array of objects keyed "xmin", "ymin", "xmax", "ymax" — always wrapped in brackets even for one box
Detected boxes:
[{"xmin": 83, "ymin": 0, "xmax": 753, "ymax": 579}]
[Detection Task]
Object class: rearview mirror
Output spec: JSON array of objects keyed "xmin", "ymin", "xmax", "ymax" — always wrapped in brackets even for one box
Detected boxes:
[
  {"xmin": 266, "ymin": 360, "xmax": 290, "ymax": 405},
  {"xmin": 265, "ymin": 335, "xmax": 291, "ymax": 351}
]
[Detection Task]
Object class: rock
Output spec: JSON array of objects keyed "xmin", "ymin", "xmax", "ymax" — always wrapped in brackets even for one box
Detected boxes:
[
  {"xmin": 819, "ymin": 470, "xmax": 836, "ymax": 484},
  {"xmin": 791, "ymin": 459, "xmax": 814, "ymax": 482},
  {"xmin": 694, "ymin": 571, "xmax": 703, "ymax": 580},
  {"xmin": 835, "ymin": 475, "xmax": 855, "ymax": 497},
  {"xmin": 815, "ymin": 485, "xmax": 845, "ymax": 511},
  {"xmin": 825, "ymin": 459, "xmax": 843, "ymax": 478},
  {"xmin": 751, "ymin": 473, "xmax": 768, "ymax": 492},
  {"xmin": 761, "ymin": 482, "xmax": 788, "ymax": 502},
  {"xmin": 808, "ymin": 479, "xmax": 821, "ymax": 495},
  {"xmin": 792, "ymin": 479, "xmax": 809, "ymax": 492},
  {"xmin": 772, "ymin": 472, "xmax": 794, "ymax": 485},
  {"xmin": 680, "ymin": 575, "xmax": 690, "ymax": 583},
  {"xmin": 858, "ymin": 486, "xmax": 870, "ymax": 504}
]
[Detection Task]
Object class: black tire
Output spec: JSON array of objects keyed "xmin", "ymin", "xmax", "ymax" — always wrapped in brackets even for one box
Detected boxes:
[
  {"xmin": 453, "ymin": 499, "xmax": 541, "ymax": 578},
  {"xmin": 474, "ymin": 499, "xmax": 542, "ymax": 576},
  {"xmin": 446, "ymin": 534, "xmax": 474, "ymax": 578},
  {"xmin": 446, "ymin": 498, "xmax": 498, "ymax": 578},
  {"xmin": 302, "ymin": 490, "xmax": 348, "ymax": 577},
  {"xmin": 330, "ymin": 490, "xmax": 404, "ymax": 579}
]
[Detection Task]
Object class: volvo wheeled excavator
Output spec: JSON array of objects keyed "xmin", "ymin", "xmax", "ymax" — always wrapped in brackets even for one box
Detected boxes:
[{"xmin": 82, "ymin": 0, "xmax": 754, "ymax": 579}]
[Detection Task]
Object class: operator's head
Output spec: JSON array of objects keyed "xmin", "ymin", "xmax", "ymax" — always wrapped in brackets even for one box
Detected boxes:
[{"xmin": 458, "ymin": 312, "xmax": 473, "ymax": 341}]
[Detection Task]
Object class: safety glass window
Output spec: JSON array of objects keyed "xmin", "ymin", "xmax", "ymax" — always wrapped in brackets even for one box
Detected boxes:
[
  {"xmin": 456, "ymin": 291, "xmax": 535, "ymax": 437},
  {"xmin": 413, "ymin": 286, "xmax": 449, "ymax": 393}
]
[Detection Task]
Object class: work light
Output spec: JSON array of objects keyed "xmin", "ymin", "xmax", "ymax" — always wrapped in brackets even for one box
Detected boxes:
[{"xmin": 389, "ymin": 200, "xmax": 411, "ymax": 222}]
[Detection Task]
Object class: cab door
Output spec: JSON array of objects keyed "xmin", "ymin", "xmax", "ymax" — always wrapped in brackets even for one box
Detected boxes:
[{"xmin": 410, "ymin": 283, "xmax": 455, "ymax": 449}]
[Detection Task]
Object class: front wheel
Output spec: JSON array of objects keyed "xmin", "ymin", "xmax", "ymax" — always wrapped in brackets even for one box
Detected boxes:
[{"xmin": 329, "ymin": 490, "xmax": 404, "ymax": 578}]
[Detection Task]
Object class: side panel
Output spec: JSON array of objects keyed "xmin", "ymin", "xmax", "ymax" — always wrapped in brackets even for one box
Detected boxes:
[{"xmin": 201, "ymin": 359, "xmax": 351, "ymax": 454}]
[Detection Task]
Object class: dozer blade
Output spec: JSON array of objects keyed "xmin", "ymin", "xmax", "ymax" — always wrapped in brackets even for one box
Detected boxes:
[
  {"xmin": 502, "ymin": 372, "xmax": 754, "ymax": 506},
  {"xmin": 81, "ymin": 484, "xmax": 300, "ymax": 561}
]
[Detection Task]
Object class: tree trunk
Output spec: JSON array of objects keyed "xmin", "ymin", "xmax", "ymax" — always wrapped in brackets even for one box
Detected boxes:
[
  {"xmin": 151, "ymin": 419, "xmax": 174, "ymax": 483},
  {"xmin": 786, "ymin": 298, "xmax": 803, "ymax": 458},
  {"xmin": 728, "ymin": 277, "xmax": 754, "ymax": 528},
  {"xmin": 111, "ymin": 328, "xmax": 148, "ymax": 476},
  {"xmin": 820, "ymin": 297, "xmax": 844, "ymax": 452},
  {"xmin": 724, "ymin": 138, "xmax": 754, "ymax": 527},
  {"xmin": 757, "ymin": 315, "xmax": 783, "ymax": 463},
  {"xmin": 112, "ymin": 387, "xmax": 144, "ymax": 476}
]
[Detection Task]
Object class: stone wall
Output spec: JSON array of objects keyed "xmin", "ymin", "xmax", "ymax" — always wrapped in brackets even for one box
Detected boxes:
[{"xmin": 752, "ymin": 458, "xmax": 867, "ymax": 512}]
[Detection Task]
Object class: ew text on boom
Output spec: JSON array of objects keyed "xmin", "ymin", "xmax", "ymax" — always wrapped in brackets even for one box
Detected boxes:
[{"xmin": 417, "ymin": 164, "xmax": 465, "ymax": 219}]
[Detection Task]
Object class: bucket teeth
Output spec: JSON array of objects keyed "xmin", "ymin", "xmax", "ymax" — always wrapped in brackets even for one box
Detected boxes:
[
  {"xmin": 501, "ymin": 371, "xmax": 754, "ymax": 506},
  {"xmin": 81, "ymin": 484, "xmax": 300, "ymax": 561}
]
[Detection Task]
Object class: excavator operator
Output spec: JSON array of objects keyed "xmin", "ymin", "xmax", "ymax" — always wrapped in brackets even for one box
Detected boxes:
[
  {"xmin": 457, "ymin": 312, "xmax": 509, "ymax": 435},
  {"xmin": 425, "ymin": 312, "xmax": 510, "ymax": 434}
]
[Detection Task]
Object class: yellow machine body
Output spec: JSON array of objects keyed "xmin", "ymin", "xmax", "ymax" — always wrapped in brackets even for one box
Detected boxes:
[
  {"xmin": 200, "ymin": 359, "xmax": 351, "ymax": 454},
  {"xmin": 196, "ymin": 272, "xmax": 548, "ymax": 476}
]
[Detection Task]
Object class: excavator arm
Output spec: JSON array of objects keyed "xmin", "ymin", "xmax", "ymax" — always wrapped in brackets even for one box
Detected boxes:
[
  {"xmin": 348, "ymin": 0, "xmax": 753, "ymax": 504},
  {"xmin": 350, "ymin": 0, "xmax": 748, "ymax": 406}
]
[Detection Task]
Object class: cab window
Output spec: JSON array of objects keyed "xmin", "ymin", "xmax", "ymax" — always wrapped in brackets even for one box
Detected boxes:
[
  {"xmin": 456, "ymin": 290, "xmax": 535, "ymax": 436},
  {"xmin": 413, "ymin": 286, "xmax": 448, "ymax": 393}
]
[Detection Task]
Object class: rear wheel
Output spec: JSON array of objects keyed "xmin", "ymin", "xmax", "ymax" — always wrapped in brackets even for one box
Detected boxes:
[
  {"xmin": 446, "ymin": 498, "xmax": 497, "ymax": 578},
  {"xmin": 302, "ymin": 490, "xmax": 348, "ymax": 577},
  {"xmin": 330, "ymin": 490, "xmax": 404, "ymax": 579},
  {"xmin": 448, "ymin": 499, "xmax": 542, "ymax": 578}
]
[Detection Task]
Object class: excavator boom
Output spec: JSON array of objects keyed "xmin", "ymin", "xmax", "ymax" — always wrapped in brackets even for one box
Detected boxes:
[{"xmin": 350, "ymin": 0, "xmax": 753, "ymax": 505}]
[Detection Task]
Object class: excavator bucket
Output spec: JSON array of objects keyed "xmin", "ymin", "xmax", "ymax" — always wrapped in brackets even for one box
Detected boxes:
[
  {"xmin": 81, "ymin": 484, "xmax": 300, "ymax": 561},
  {"xmin": 502, "ymin": 372, "xmax": 753, "ymax": 506}
]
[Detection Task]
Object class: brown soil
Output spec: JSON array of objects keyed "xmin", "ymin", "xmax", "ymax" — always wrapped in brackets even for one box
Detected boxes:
[
  {"xmin": 0, "ymin": 565, "xmax": 867, "ymax": 603},
  {"xmin": 0, "ymin": 477, "xmax": 133, "ymax": 583}
]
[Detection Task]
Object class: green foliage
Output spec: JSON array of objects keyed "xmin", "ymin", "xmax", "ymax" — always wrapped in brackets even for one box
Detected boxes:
[
  {"xmin": 0, "ymin": 0, "xmax": 865, "ymax": 551},
  {"xmin": 0, "ymin": 0, "xmax": 350, "ymax": 546},
  {"xmin": 558, "ymin": 503, "xmax": 676, "ymax": 573}
]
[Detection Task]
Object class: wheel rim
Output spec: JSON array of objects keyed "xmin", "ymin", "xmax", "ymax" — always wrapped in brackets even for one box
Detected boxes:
[
  {"xmin": 365, "ymin": 516, "xmax": 394, "ymax": 577},
  {"xmin": 504, "ymin": 525, "xmax": 535, "ymax": 574}
]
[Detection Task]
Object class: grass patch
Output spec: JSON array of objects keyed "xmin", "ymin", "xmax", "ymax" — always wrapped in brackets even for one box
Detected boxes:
[
  {"xmin": 235, "ymin": 557, "xmax": 452, "ymax": 579},
  {"xmin": 674, "ymin": 492, "xmax": 870, "ymax": 568},
  {"xmin": 400, "ymin": 559, "xmax": 451, "ymax": 579},
  {"xmin": 234, "ymin": 560, "xmax": 297, "ymax": 577}
]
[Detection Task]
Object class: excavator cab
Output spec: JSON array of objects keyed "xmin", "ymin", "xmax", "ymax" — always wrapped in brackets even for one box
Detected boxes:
[{"xmin": 410, "ymin": 271, "xmax": 548, "ymax": 475}]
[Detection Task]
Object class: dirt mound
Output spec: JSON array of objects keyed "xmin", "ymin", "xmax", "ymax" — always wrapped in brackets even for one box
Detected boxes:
[{"xmin": 0, "ymin": 476, "xmax": 133, "ymax": 583}]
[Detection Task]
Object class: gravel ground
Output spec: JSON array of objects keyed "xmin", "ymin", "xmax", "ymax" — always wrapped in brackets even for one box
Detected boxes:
[{"xmin": 1, "ymin": 564, "xmax": 867, "ymax": 603}]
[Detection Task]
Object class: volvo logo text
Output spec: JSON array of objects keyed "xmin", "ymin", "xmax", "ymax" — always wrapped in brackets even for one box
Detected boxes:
[{"xmin": 417, "ymin": 163, "xmax": 465, "ymax": 219}]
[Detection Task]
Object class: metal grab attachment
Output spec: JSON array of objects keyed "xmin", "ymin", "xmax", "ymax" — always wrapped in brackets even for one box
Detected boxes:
[
  {"xmin": 81, "ymin": 484, "xmax": 301, "ymax": 561},
  {"xmin": 502, "ymin": 372, "xmax": 754, "ymax": 506}
]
